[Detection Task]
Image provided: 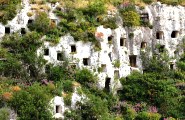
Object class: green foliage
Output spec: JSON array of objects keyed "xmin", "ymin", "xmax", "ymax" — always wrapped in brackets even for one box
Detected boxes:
[
  {"xmin": 0, "ymin": 32, "xmax": 46, "ymax": 81},
  {"xmin": 65, "ymin": 95, "xmax": 112, "ymax": 120},
  {"xmin": 28, "ymin": 12, "xmax": 50, "ymax": 33},
  {"xmin": 9, "ymin": 83, "xmax": 53, "ymax": 120},
  {"xmin": 75, "ymin": 69, "xmax": 97, "ymax": 87},
  {"xmin": 0, "ymin": 0, "xmax": 21, "ymax": 24},
  {"xmin": 64, "ymin": 110, "xmax": 82, "ymax": 120},
  {"xmin": 0, "ymin": 107, "xmax": 9, "ymax": 120},
  {"xmin": 120, "ymin": 10, "xmax": 140, "ymax": 27},
  {"xmin": 62, "ymin": 80, "xmax": 73, "ymax": 93},
  {"xmin": 141, "ymin": 48, "xmax": 170, "ymax": 74},
  {"xmin": 124, "ymin": 107, "xmax": 137, "ymax": 120},
  {"xmin": 113, "ymin": 59, "xmax": 120, "ymax": 68},
  {"xmin": 48, "ymin": 64, "xmax": 75, "ymax": 82},
  {"xmin": 54, "ymin": 1, "xmax": 103, "ymax": 44},
  {"xmin": 63, "ymin": 93, "xmax": 72, "ymax": 106},
  {"xmin": 158, "ymin": 0, "xmax": 181, "ymax": 5},
  {"xmin": 142, "ymin": 0, "xmax": 153, "ymax": 4},
  {"xmin": 136, "ymin": 112, "xmax": 161, "ymax": 120},
  {"xmin": 28, "ymin": 12, "xmax": 60, "ymax": 44},
  {"xmin": 81, "ymin": 0, "xmax": 106, "ymax": 17},
  {"xmin": 119, "ymin": 71, "xmax": 182, "ymax": 117},
  {"xmin": 101, "ymin": 17, "xmax": 118, "ymax": 29}
]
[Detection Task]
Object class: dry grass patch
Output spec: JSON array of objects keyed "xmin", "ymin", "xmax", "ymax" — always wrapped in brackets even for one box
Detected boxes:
[
  {"xmin": 27, "ymin": 12, "xmax": 34, "ymax": 17},
  {"xmin": 40, "ymin": 4, "xmax": 50, "ymax": 11},
  {"xmin": 31, "ymin": 4, "xmax": 40, "ymax": 10},
  {"xmin": 30, "ymin": 0, "xmax": 45, "ymax": 4}
]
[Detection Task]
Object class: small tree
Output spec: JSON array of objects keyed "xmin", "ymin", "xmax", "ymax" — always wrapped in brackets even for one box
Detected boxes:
[{"xmin": 121, "ymin": 10, "xmax": 140, "ymax": 27}]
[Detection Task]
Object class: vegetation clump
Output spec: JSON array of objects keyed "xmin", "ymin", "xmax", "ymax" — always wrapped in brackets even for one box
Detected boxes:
[{"xmin": 0, "ymin": 0, "xmax": 21, "ymax": 24}]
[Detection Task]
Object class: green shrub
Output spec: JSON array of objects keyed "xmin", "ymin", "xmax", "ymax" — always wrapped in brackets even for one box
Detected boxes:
[
  {"xmin": 82, "ymin": 0, "xmax": 106, "ymax": 17},
  {"xmin": 75, "ymin": 95, "xmax": 111, "ymax": 120},
  {"xmin": 0, "ymin": 0, "xmax": 21, "ymax": 24},
  {"xmin": 119, "ymin": 71, "xmax": 182, "ymax": 117},
  {"xmin": 48, "ymin": 63, "xmax": 75, "ymax": 82},
  {"xmin": 142, "ymin": 0, "xmax": 153, "ymax": 4},
  {"xmin": 63, "ymin": 80, "xmax": 73, "ymax": 93},
  {"xmin": 0, "ymin": 32, "xmax": 46, "ymax": 81},
  {"xmin": 64, "ymin": 110, "xmax": 81, "ymax": 120},
  {"xmin": 0, "ymin": 107, "xmax": 9, "ymax": 120},
  {"xmin": 114, "ymin": 101, "xmax": 137, "ymax": 120},
  {"xmin": 121, "ymin": 10, "xmax": 140, "ymax": 27},
  {"xmin": 75, "ymin": 69, "xmax": 97, "ymax": 87},
  {"xmin": 101, "ymin": 17, "xmax": 118, "ymax": 29},
  {"xmin": 64, "ymin": 93, "xmax": 72, "ymax": 106},
  {"xmin": 113, "ymin": 59, "xmax": 120, "ymax": 68},
  {"xmin": 28, "ymin": 12, "xmax": 50, "ymax": 33},
  {"xmin": 9, "ymin": 83, "xmax": 53, "ymax": 120},
  {"xmin": 136, "ymin": 112, "xmax": 161, "ymax": 120},
  {"xmin": 159, "ymin": 0, "xmax": 180, "ymax": 5}
]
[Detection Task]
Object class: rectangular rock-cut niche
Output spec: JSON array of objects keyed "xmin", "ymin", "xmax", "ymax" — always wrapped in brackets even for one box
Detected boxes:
[
  {"xmin": 156, "ymin": 31, "xmax": 164, "ymax": 39},
  {"xmin": 114, "ymin": 70, "xmax": 120, "ymax": 79},
  {"xmin": 108, "ymin": 35, "xmax": 113, "ymax": 43},
  {"xmin": 28, "ymin": 19, "xmax": 33, "ymax": 24},
  {"xmin": 129, "ymin": 55, "xmax": 137, "ymax": 67},
  {"xmin": 21, "ymin": 28, "xmax": 26, "ymax": 34},
  {"xmin": 120, "ymin": 38, "xmax": 126, "ymax": 46},
  {"xmin": 56, "ymin": 105, "xmax": 61, "ymax": 113},
  {"xmin": 159, "ymin": 45, "xmax": 165, "ymax": 53},
  {"xmin": 57, "ymin": 52, "xmax": 64, "ymax": 61},
  {"xmin": 5, "ymin": 27, "xmax": 10, "ymax": 34},
  {"xmin": 101, "ymin": 64, "xmax": 106, "ymax": 72},
  {"xmin": 83, "ymin": 58, "xmax": 90, "ymax": 66},
  {"xmin": 71, "ymin": 45, "xmax": 76, "ymax": 53},
  {"xmin": 44, "ymin": 48, "xmax": 49, "ymax": 56},
  {"xmin": 105, "ymin": 78, "xmax": 111, "ymax": 92},
  {"xmin": 140, "ymin": 13, "xmax": 149, "ymax": 22},
  {"xmin": 170, "ymin": 63, "xmax": 174, "ymax": 70},
  {"xmin": 171, "ymin": 31, "xmax": 179, "ymax": 38},
  {"xmin": 141, "ymin": 42, "xmax": 147, "ymax": 49}
]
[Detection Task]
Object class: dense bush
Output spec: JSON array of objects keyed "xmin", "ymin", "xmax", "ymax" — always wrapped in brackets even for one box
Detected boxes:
[
  {"xmin": 81, "ymin": 0, "xmax": 105, "ymax": 17},
  {"xmin": 120, "ymin": 10, "xmax": 140, "ymax": 27},
  {"xmin": 101, "ymin": 17, "xmax": 118, "ymax": 29},
  {"xmin": 0, "ymin": 107, "xmax": 9, "ymax": 120},
  {"xmin": 48, "ymin": 64, "xmax": 75, "ymax": 82},
  {"xmin": 0, "ymin": 32, "xmax": 46, "ymax": 81},
  {"xmin": 65, "ymin": 94, "xmax": 113, "ymax": 120},
  {"xmin": 62, "ymin": 80, "xmax": 73, "ymax": 93},
  {"xmin": 142, "ymin": 0, "xmax": 153, "ymax": 4},
  {"xmin": 28, "ymin": 12, "xmax": 50, "ymax": 33},
  {"xmin": 9, "ymin": 83, "xmax": 53, "ymax": 120},
  {"xmin": 75, "ymin": 69, "xmax": 97, "ymax": 87},
  {"xmin": 0, "ymin": 0, "xmax": 21, "ymax": 24},
  {"xmin": 136, "ymin": 112, "xmax": 161, "ymax": 120}
]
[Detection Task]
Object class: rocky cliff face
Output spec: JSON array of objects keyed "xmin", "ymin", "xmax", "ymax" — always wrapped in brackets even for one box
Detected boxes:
[{"xmin": 0, "ymin": 1, "xmax": 185, "ymax": 93}]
